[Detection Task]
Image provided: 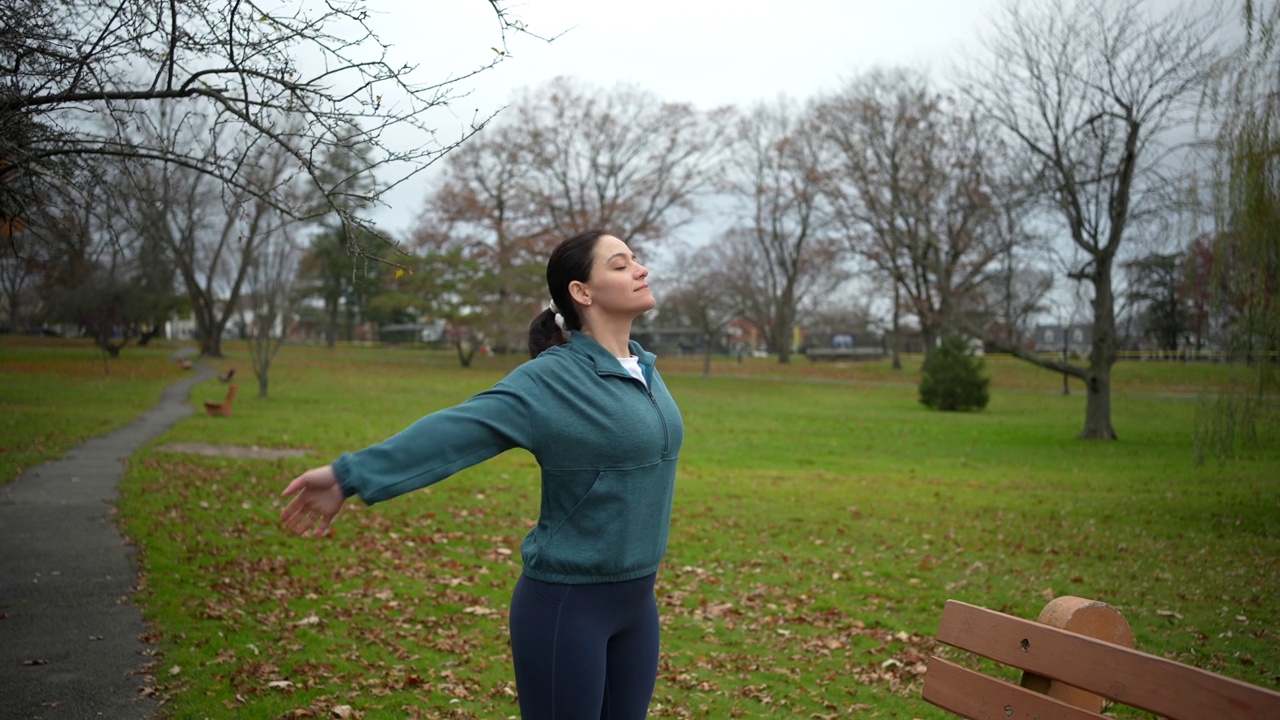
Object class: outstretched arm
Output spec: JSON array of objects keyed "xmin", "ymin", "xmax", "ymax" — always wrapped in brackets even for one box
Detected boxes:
[
  {"xmin": 281, "ymin": 465, "xmax": 346, "ymax": 537},
  {"xmin": 332, "ymin": 378, "xmax": 535, "ymax": 505}
]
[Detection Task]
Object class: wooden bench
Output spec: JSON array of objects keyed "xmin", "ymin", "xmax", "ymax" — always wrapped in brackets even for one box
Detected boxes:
[
  {"xmin": 203, "ymin": 384, "xmax": 237, "ymax": 417},
  {"xmin": 922, "ymin": 597, "xmax": 1280, "ymax": 720}
]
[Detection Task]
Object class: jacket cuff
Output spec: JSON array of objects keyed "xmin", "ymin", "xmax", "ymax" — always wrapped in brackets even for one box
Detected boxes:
[{"xmin": 332, "ymin": 454, "xmax": 361, "ymax": 500}]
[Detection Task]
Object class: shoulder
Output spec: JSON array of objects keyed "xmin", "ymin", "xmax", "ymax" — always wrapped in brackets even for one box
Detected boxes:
[
  {"xmin": 528, "ymin": 342, "xmax": 579, "ymax": 367},
  {"xmin": 509, "ymin": 345, "xmax": 585, "ymax": 383}
]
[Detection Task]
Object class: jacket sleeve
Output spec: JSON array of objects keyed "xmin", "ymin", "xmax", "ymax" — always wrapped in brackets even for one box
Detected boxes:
[{"xmin": 331, "ymin": 377, "xmax": 535, "ymax": 505}]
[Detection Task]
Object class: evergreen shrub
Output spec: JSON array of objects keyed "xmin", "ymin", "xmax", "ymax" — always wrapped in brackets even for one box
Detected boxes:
[{"xmin": 919, "ymin": 335, "xmax": 990, "ymax": 411}]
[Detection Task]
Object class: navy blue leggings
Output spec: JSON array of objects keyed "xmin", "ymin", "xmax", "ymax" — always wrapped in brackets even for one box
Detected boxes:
[{"xmin": 508, "ymin": 572, "xmax": 660, "ymax": 719}]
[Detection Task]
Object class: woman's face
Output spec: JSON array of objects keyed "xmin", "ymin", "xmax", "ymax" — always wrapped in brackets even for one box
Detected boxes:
[{"xmin": 576, "ymin": 235, "xmax": 654, "ymax": 317}]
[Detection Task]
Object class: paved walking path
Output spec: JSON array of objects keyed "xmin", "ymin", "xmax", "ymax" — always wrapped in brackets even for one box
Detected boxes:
[{"xmin": 1, "ymin": 365, "xmax": 213, "ymax": 719}]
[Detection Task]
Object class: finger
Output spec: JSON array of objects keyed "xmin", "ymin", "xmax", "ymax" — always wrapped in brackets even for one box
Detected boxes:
[
  {"xmin": 280, "ymin": 497, "xmax": 304, "ymax": 524},
  {"xmin": 311, "ymin": 517, "xmax": 331, "ymax": 538},
  {"xmin": 284, "ymin": 503, "xmax": 316, "ymax": 533},
  {"xmin": 281, "ymin": 477, "xmax": 306, "ymax": 497},
  {"xmin": 292, "ymin": 511, "xmax": 319, "ymax": 536}
]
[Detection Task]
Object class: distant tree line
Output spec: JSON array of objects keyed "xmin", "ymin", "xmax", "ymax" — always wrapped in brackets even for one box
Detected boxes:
[{"xmin": 2, "ymin": 0, "xmax": 1273, "ymax": 440}]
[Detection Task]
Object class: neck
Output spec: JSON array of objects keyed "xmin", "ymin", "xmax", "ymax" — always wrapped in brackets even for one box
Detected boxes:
[{"xmin": 580, "ymin": 319, "xmax": 634, "ymax": 358}]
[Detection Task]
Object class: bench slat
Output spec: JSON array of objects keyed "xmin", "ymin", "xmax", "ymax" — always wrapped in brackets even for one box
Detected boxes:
[
  {"xmin": 936, "ymin": 600, "xmax": 1280, "ymax": 720},
  {"xmin": 922, "ymin": 658, "xmax": 1107, "ymax": 720}
]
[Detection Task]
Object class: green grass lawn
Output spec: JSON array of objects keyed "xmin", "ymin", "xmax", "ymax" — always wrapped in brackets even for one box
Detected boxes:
[
  {"xmin": 0, "ymin": 336, "xmax": 187, "ymax": 482},
  {"xmin": 3, "ymin": 338, "xmax": 1277, "ymax": 719}
]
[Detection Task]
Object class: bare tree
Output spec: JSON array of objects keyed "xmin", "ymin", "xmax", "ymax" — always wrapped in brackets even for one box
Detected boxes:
[
  {"xmin": 414, "ymin": 124, "xmax": 555, "ymax": 355},
  {"xmin": 117, "ymin": 110, "xmax": 282, "ymax": 357},
  {"xmin": 988, "ymin": 199, "xmax": 1055, "ymax": 350},
  {"xmin": 241, "ymin": 216, "xmax": 303, "ymax": 398},
  {"xmin": 1, "ymin": 222, "xmax": 46, "ymax": 331},
  {"xmin": 22, "ymin": 163, "xmax": 124, "ymax": 350},
  {"xmin": 817, "ymin": 68, "xmax": 1014, "ymax": 360},
  {"xmin": 27, "ymin": 173, "xmax": 175, "ymax": 366},
  {"xmin": 721, "ymin": 98, "xmax": 848, "ymax": 363},
  {"xmin": 1, "ymin": 0, "xmax": 539, "ymax": 255},
  {"xmin": 511, "ymin": 77, "xmax": 729, "ymax": 253},
  {"xmin": 961, "ymin": 0, "xmax": 1224, "ymax": 439},
  {"xmin": 804, "ymin": 290, "xmax": 882, "ymax": 342},
  {"xmin": 659, "ymin": 244, "xmax": 741, "ymax": 376},
  {"xmin": 414, "ymin": 78, "xmax": 728, "ymax": 351}
]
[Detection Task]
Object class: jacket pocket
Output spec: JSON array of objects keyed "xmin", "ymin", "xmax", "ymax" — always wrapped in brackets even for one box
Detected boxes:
[{"xmin": 541, "ymin": 461, "xmax": 675, "ymax": 576}]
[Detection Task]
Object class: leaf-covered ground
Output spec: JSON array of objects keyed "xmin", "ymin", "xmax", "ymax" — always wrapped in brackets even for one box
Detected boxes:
[
  {"xmin": 5, "ymin": 339, "xmax": 1274, "ymax": 718},
  {"xmin": 123, "ymin": 452, "xmax": 955, "ymax": 719}
]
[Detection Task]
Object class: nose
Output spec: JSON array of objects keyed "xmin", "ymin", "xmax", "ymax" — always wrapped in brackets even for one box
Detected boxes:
[{"xmin": 636, "ymin": 262, "xmax": 649, "ymax": 280}]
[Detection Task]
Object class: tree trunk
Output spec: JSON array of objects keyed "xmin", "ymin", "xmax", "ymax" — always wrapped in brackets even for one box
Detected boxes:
[
  {"xmin": 344, "ymin": 305, "xmax": 356, "ymax": 342},
  {"xmin": 891, "ymin": 284, "xmax": 902, "ymax": 370},
  {"xmin": 5, "ymin": 290, "xmax": 20, "ymax": 332},
  {"xmin": 702, "ymin": 331, "xmax": 713, "ymax": 377},
  {"xmin": 454, "ymin": 340, "xmax": 477, "ymax": 368},
  {"xmin": 1081, "ymin": 366, "xmax": 1115, "ymax": 439},
  {"xmin": 776, "ymin": 287, "xmax": 795, "ymax": 364},
  {"xmin": 192, "ymin": 295, "xmax": 224, "ymax": 357},
  {"xmin": 777, "ymin": 319, "xmax": 793, "ymax": 363},
  {"xmin": 197, "ymin": 311, "xmax": 223, "ymax": 357},
  {"xmin": 921, "ymin": 327, "xmax": 939, "ymax": 364},
  {"xmin": 202, "ymin": 334, "xmax": 223, "ymax": 358},
  {"xmin": 1080, "ymin": 259, "xmax": 1118, "ymax": 440},
  {"xmin": 324, "ymin": 299, "xmax": 339, "ymax": 348}
]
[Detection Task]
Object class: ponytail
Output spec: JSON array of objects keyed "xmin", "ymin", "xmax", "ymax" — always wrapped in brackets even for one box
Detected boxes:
[
  {"xmin": 528, "ymin": 309, "xmax": 568, "ymax": 358},
  {"xmin": 527, "ymin": 230, "xmax": 607, "ymax": 358}
]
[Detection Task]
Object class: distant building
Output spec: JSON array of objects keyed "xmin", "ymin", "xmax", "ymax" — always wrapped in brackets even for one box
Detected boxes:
[
  {"xmin": 1035, "ymin": 324, "xmax": 1091, "ymax": 356},
  {"xmin": 725, "ymin": 318, "xmax": 768, "ymax": 354},
  {"xmin": 165, "ymin": 315, "xmax": 198, "ymax": 340},
  {"xmin": 378, "ymin": 319, "xmax": 447, "ymax": 344}
]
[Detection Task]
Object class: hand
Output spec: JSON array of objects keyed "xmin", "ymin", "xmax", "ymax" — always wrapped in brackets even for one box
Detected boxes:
[{"xmin": 280, "ymin": 465, "xmax": 346, "ymax": 537}]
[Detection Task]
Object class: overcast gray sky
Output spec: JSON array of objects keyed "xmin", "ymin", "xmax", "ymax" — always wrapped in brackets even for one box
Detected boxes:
[{"xmin": 362, "ymin": 0, "xmax": 1006, "ymax": 235}]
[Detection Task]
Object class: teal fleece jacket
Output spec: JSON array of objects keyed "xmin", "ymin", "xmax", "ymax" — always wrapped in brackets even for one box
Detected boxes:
[{"xmin": 332, "ymin": 331, "xmax": 684, "ymax": 584}]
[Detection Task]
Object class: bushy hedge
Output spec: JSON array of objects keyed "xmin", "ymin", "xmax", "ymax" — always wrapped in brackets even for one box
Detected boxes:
[{"xmin": 919, "ymin": 336, "xmax": 990, "ymax": 411}]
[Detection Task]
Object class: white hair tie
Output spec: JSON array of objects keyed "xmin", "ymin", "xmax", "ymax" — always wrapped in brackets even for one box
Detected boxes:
[{"xmin": 549, "ymin": 300, "xmax": 566, "ymax": 332}]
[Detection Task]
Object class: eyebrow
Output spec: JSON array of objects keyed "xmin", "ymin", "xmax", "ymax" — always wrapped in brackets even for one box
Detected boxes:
[{"xmin": 606, "ymin": 252, "xmax": 636, "ymax": 263}]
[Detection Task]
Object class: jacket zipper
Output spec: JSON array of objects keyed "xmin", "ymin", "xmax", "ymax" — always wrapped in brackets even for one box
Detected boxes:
[
  {"xmin": 644, "ymin": 381, "xmax": 670, "ymax": 457},
  {"xmin": 604, "ymin": 365, "xmax": 671, "ymax": 457}
]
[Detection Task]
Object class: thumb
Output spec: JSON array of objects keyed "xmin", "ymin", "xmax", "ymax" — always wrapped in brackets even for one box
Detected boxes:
[{"xmin": 281, "ymin": 475, "xmax": 309, "ymax": 497}]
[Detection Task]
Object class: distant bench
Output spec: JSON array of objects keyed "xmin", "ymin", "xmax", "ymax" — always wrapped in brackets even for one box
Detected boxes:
[
  {"xmin": 922, "ymin": 597, "xmax": 1280, "ymax": 719},
  {"xmin": 804, "ymin": 347, "xmax": 886, "ymax": 362}
]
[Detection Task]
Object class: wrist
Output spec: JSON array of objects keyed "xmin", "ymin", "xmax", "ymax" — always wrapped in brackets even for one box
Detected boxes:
[{"xmin": 331, "ymin": 457, "xmax": 359, "ymax": 499}]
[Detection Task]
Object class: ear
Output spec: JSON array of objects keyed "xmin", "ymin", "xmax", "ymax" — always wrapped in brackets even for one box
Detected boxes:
[{"xmin": 568, "ymin": 280, "xmax": 591, "ymax": 307}]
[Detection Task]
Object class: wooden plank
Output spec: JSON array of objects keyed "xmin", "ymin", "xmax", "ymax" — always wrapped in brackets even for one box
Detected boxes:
[
  {"xmin": 923, "ymin": 658, "xmax": 1108, "ymax": 720},
  {"xmin": 1020, "ymin": 596, "xmax": 1134, "ymax": 712},
  {"xmin": 936, "ymin": 600, "xmax": 1280, "ymax": 720}
]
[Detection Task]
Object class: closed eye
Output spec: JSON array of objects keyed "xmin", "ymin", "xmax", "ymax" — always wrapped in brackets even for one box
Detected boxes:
[{"xmin": 607, "ymin": 252, "xmax": 639, "ymax": 270}]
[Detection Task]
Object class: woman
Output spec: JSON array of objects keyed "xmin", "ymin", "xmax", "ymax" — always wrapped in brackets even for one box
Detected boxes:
[{"xmin": 280, "ymin": 230, "xmax": 684, "ymax": 719}]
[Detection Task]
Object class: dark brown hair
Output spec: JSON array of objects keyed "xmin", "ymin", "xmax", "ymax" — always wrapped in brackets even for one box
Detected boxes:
[{"xmin": 528, "ymin": 230, "xmax": 608, "ymax": 358}]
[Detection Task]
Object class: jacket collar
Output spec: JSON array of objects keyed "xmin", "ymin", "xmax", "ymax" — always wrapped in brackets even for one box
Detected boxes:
[{"xmin": 567, "ymin": 330, "xmax": 656, "ymax": 375}]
